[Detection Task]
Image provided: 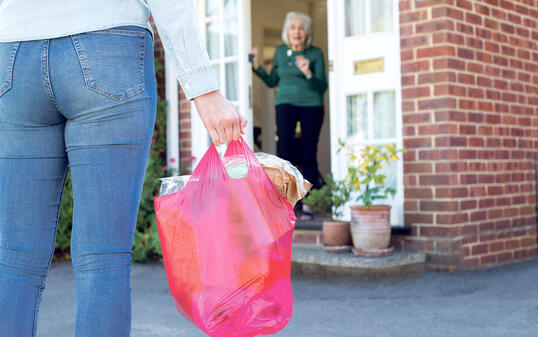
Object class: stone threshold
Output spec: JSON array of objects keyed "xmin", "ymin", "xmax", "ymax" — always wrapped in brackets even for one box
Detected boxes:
[{"xmin": 291, "ymin": 243, "xmax": 426, "ymax": 279}]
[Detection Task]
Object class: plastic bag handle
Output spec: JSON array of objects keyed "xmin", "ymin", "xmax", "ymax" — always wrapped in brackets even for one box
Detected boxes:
[
  {"xmin": 189, "ymin": 137, "xmax": 259, "ymax": 181},
  {"xmin": 189, "ymin": 142, "xmax": 228, "ymax": 180},
  {"xmin": 224, "ymin": 136, "xmax": 261, "ymax": 170}
]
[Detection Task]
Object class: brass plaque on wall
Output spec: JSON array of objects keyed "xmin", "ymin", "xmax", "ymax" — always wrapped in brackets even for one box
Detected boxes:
[{"xmin": 353, "ymin": 58, "xmax": 384, "ymax": 75}]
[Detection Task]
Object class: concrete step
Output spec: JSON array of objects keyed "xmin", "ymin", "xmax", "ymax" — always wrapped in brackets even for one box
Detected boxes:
[{"xmin": 291, "ymin": 243, "xmax": 426, "ymax": 280}]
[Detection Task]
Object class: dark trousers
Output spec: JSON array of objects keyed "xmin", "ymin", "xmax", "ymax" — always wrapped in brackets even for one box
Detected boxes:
[{"xmin": 276, "ymin": 103, "xmax": 325, "ymax": 190}]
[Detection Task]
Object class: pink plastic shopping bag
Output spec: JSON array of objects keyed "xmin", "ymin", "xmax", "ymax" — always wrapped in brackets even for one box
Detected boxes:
[{"xmin": 154, "ymin": 137, "xmax": 296, "ymax": 337}]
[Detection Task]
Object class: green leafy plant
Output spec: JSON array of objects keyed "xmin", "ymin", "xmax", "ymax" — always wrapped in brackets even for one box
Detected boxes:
[
  {"xmin": 55, "ymin": 171, "xmax": 73, "ymax": 260},
  {"xmin": 302, "ymin": 173, "xmax": 352, "ymax": 219},
  {"xmin": 338, "ymin": 140, "xmax": 405, "ymax": 208}
]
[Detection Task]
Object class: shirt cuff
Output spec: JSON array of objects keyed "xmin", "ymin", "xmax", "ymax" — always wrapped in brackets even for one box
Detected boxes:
[{"xmin": 177, "ymin": 66, "xmax": 220, "ymax": 101}]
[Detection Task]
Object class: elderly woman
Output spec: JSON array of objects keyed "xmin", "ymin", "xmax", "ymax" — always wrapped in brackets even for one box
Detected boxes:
[{"xmin": 251, "ymin": 11, "xmax": 327, "ymax": 220}]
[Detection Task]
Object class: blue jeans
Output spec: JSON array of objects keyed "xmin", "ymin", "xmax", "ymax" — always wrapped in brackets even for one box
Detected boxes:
[{"xmin": 0, "ymin": 26, "xmax": 157, "ymax": 336}]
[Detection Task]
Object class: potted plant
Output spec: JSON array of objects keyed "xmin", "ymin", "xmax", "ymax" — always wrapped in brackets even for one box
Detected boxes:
[
  {"xmin": 303, "ymin": 174, "xmax": 353, "ymax": 253},
  {"xmin": 339, "ymin": 141, "xmax": 405, "ymax": 257}
]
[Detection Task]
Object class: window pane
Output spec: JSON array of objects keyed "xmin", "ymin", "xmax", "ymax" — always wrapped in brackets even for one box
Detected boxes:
[
  {"xmin": 373, "ymin": 91, "xmax": 396, "ymax": 139},
  {"xmin": 206, "ymin": 21, "xmax": 220, "ymax": 59},
  {"xmin": 205, "ymin": 0, "xmax": 219, "ymax": 16},
  {"xmin": 225, "ymin": 62, "xmax": 238, "ymax": 101},
  {"xmin": 371, "ymin": 0, "xmax": 393, "ymax": 33},
  {"xmin": 345, "ymin": 0, "xmax": 366, "ymax": 37},
  {"xmin": 224, "ymin": 18, "xmax": 238, "ymax": 57},
  {"xmin": 223, "ymin": 0, "xmax": 237, "ymax": 15},
  {"xmin": 347, "ymin": 94, "xmax": 367, "ymax": 142},
  {"xmin": 212, "ymin": 64, "xmax": 220, "ymax": 87}
]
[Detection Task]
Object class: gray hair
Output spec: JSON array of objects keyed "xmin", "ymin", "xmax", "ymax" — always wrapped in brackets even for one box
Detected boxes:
[{"xmin": 281, "ymin": 12, "xmax": 313, "ymax": 48}]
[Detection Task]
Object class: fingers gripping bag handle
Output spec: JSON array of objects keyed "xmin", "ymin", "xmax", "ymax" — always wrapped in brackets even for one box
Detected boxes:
[{"xmin": 154, "ymin": 136, "xmax": 296, "ymax": 337}]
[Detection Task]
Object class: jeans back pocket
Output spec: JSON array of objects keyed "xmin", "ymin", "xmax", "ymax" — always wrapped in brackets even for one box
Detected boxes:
[
  {"xmin": 70, "ymin": 28, "xmax": 145, "ymax": 101},
  {"xmin": 0, "ymin": 42, "xmax": 20, "ymax": 98}
]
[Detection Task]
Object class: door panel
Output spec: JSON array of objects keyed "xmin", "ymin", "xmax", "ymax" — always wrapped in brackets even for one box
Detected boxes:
[
  {"xmin": 191, "ymin": 0, "xmax": 252, "ymax": 162},
  {"xmin": 329, "ymin": 0, "xmax": 403, "ymax": 225}
]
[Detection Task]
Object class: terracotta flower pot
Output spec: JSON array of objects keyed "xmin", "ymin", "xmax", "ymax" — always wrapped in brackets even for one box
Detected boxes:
[
  {"xmin": 349, "ymin": 205, "xmax": 394, "ymax": 257},
  {"xmin": 322, "ymin": 221, "xmax": 352, "ymax": 253}
]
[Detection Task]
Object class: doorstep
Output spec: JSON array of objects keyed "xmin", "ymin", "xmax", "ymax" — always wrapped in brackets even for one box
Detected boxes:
[{"xmin": 291, "ymin": 243, "xmax": 426, "ymax": 279}]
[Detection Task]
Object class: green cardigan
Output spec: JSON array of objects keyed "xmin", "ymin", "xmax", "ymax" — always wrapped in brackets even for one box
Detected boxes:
[{"xmin": 253, "ymin": 44, "xmax": 327, "ymax": 107}]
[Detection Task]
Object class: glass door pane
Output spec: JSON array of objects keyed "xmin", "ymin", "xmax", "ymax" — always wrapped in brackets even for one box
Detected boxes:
[
  {"xmin": 345, "ymin": 0, "xmax": 366, "ymax": 37},
  {"xmin": 347, "ymin": 94, "xmax": 368, "ymax": 142},
  {"xmin": 373, "ymin": 91, "xmax": 395, "ymax": 139},
  {"xmin": 212, "ymin": 64, "xmax": 220, "ymax": 86},
  {"xmin": 206, "ymin": 0, "xmax": 219, "ymax": 16},
  {"xmin": 371, "ymin": 0, "xmax": 393, "ymax": 32},
  {"xmin": 225, "ymin": 62, "xmax": 238, "ymax": 101},
  {"xmin": 224, "ymin": 18, "xmax": 238, "ymax": 57},
  {"xmin": 206, "ymin": 20, "xmax": 220, "ymax": 59},
  {"xmin": 223, "ymin": 0, "xmax": 237, "ymax": 15}
]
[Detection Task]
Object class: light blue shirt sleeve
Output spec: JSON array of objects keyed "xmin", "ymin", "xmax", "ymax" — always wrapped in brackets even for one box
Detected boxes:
[{"xmin": 146, "ymin": 0, "xmax": 220, "ymax": 100}]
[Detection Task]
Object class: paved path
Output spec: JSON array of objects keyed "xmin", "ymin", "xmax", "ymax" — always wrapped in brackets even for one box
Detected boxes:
[{"xmin": 37, "ymin": 257, "xmax": 538, "ymax": 337}]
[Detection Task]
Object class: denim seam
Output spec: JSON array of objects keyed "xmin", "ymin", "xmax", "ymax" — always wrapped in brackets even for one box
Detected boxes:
[
  {"xmin": 31, "ymin": 165, "xmax": 68, "ymax": 337},
  {"xmin": 0, "ymin": 41, "xmax": 20, "ymax": 97},
  {"xmin": 41, "ymin": 40, "xmax": 61, "ymax": 111},
  {"xmin": 70, "ymin": 33, "xmax": 145, "ymax": 102},
  {"xmin": 86, "ymin": 28, "xmax": 146, "ymax": 36}
]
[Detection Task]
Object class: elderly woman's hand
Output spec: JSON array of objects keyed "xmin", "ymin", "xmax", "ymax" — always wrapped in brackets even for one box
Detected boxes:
[
  {"xmin": 193, "ymin": 91, "xmax": 248, "ymax": 145},
  {"xmin": 295, "ymin": 55, "xmax": 312, "ymax": 78},
  {"xmin": 251, "ymin": 47, "xmax": 260, "ymax": 69}
]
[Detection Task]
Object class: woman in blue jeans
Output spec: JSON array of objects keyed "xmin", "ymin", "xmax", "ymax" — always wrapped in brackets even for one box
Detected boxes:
[{"xmin": 0, "ymin": 1, "xmax": 246, "ymax": 336}]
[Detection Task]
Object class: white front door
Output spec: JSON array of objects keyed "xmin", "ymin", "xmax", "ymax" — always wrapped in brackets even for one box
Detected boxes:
[
  {"xmin": 191, "ymin": 0, "xmax": 252, "ymax": 163},
  {"xmin": 328, "ymin": 0, "xmax": 404, "ymax": 225}
]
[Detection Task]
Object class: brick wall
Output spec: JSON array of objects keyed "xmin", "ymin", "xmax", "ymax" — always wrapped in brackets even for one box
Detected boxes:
[
  {"xmin": 399, "ymin": 0, "xmax": 538, "ymax": 270},
  {"xmin": 149, "ymin": 17, "xmax": 194, "ymax": 174}
]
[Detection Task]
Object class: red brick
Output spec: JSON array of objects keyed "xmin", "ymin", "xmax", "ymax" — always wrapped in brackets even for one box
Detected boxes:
[
  {"xmin": 419, "ymin": 174, "xmax": 458, "ymax": 186},
  {"xmin": 435, "ymin": 187, "xmax": 469, "ymax": 198},
  {"xmin": 465, "ymin": 12, "xmax": 482, "ymax": 25},
  {"xmin": 404, "ymin": 163, "xmax": 433, "ymax": 173},
  {"xmin": 404, "ymin": 138, "xmax": 432, "ymax": 148},
  {"xmin": 497, "ymin": 251, "xmax": 514, "ymax": 264},
  {"xmin": 434, "ymin": 84, "xmax": 466, "ymax": 96},
  {"xmin": 433, "ymin": 58, "xmax": 466, "ymax": 71},
  {"xmin": 420, "ymin": 225, "xmax": 459, "ymax": 237},
  {"xmin": 402, "ymin": 60, "xmax": 430, "ymax": 73},
  {"xmin": 415, "ymin": 0, "xmax": 455, "ymax": 8},
  {"xmin": 435, "ymin": 161, "xmax": 467, "ymax": 173},
  {"xmin": 400, "ymin": 10, "xmax": 428, "ymax": 24},
  {"xmin": 456, "ymin": 0, "xmax": 473, "ymax": 10},
  {"xmin": 434, "ymin": 110, "xmax": 467, "ymax": 122},
  {"xmin": 418, "ymin": 71, "xmax": 456, "ymax": 84},
  {"xmin": 417, "ymin": 46, "xmax": 456, "ymax": 58},
  {"xmin": 471, "ymin": 243, "xmax": 488, "ymax": 255},
  {"xmin": 405, "ymin": 188, "xmax": 433, "ymax": 198},
  {"xmin": 460, "ymin": 200, "xmax": 476, "ymax": 211},
  {"xmin": 418, "ymin": 98, "xmax": 457, "ymax": 110},
  {"xmin": 436, "ymin": 213, "xmax": 468, "ymax": 225},
  {"xmin": 402, "ymin": 87, "xmax": 431, "ymax": 99},
  {"xmin": 420, "ymin": 200, "xmax": 459, "ymax": 212},
  {"xmin": 405, "ymin": 213, "xmax": 434, "ymax": 224}
]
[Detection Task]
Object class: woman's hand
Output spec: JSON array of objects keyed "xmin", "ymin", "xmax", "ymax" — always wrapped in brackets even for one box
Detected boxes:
[
  {"xmin": 193, "ymin": 91, "xmax": 248, "ymax": 145},
  {"xmin": 251, "ymin": 47, "xmax": 259, "ymax": 69},
  {"xmin": 295, "ymin": 55, "xmax": 312, "ymax": 78}
]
